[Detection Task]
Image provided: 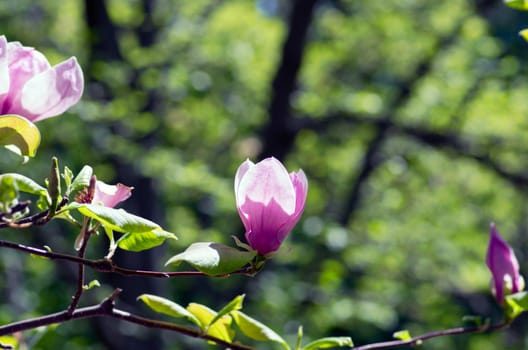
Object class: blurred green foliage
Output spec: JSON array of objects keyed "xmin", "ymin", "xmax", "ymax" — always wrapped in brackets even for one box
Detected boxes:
[{"xmin": 1, "ymin": 0, "xmax": 528, "ymax": 349}]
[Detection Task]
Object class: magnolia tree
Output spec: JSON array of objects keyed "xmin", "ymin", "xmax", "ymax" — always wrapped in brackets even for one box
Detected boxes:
[{"xmin": 1, "ymin": 9, "xmax": 528, "ymax": 349}]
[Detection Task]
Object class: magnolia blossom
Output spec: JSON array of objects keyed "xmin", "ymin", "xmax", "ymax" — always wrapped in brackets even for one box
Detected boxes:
[
  {"xmin": 92, "ymin": 181, "xmax": 133, "ymax": 208},
  {"xmin": 486, "ymin": 223, "xmax": 525, "ymax": 304},
  {"xmin": 0, "ymin": 35, "xmax": 83, "ymax": 122},
  {"xmin": 235, "ymin": 157, "xmax": 308, "ymax": 255}
]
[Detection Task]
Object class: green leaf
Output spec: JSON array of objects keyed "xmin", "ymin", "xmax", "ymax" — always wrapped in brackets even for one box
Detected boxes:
[
  {"xmin": 209, "ymin": 294, "xmax": 245, "ymax": 328},
  {"xmin": 0, "ymin": 175, "xmax": 18, "ymax": 206},
  {"xmin": 83, "ymin": 279, "xmax": 101, "ymax": 290},
  {"xmin": 117, "ymin": 229, "xmax": 177, "ymax": 252},
  {"xmin": 67, "ymin": 203, "xmax": 160, "ymax": 233},
  {"xmin": 187, "ymin": 303, "xmax": 235, "ymax": 343},
  {"xmin": 0, "ymin": 335, "xmax": 18, "ymax": 348},
  {"xmin": 0, "ymin": 173, "xmax": 47, "ymax": 196},
  {"xmin": 505, "ymin": 0, "xmax": 528, "ymax": 11},
  {"xmin": 69, "ymin": 165, "xmax": 93, "ymax": 195},
  {"xmin": 0, "ymin": 114, "xmax": 41, "ymax": 157},
  {"xmin": 138, "ymin": 294, "xmax": 201, "ymax": 327},
  {"xmin": 504, "ymin": 291, "xmax": 528, "ymax": 321},
  {"xmin": 302, "ymin": 337, "xmax": 354, "ymax": 350},
  {"xmin": 165, "ymin": 242, "xmax": 256, "ymax": 275},
  {"xmin": 520, "ymin": 29, "xmax": 528, "ymax": 42},
  {"xmin": 62, "ymin": 166, "xmax": 74, "ymax": 192},
  {"xmin": 393, "ymin": 330, "xmax": 411, "ymax": 341},
  {"xmin": 231, "ymin": 311, "xmax": 290, "ymax": 350}
]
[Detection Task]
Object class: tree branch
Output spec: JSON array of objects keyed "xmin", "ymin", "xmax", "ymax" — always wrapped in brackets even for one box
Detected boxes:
[
  {"xmin": 351, "ymin": 321, "xmax": 509, "ymax": 350},
  {"xmin": 0, "ymin": 238, "xmax": 254, "ymax": 278},
  {"xmin": 0, "ymin": 289, "xmax": 255, "ymax": 350}
]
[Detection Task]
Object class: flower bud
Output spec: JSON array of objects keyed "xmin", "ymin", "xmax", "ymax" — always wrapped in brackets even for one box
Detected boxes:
[
  {"xmin": 234, "ymin": 157, "xmax": 308, "ymax": 255},
  {"xmin": 486, "ymin": 223, "xmax": 525, "ymax": 304}
]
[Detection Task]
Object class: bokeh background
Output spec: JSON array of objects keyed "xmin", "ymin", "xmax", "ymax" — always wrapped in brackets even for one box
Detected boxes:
[{"xmin": 1, "ymin": 0, "xmax": 528, "ymax": 349}]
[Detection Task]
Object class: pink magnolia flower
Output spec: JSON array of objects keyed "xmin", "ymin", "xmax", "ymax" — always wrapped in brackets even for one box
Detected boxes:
[
  {"xmin": 235, "ymin": 157, "xmax": 308, "ymax": 255},
  {"xmin": 0, "ymin": 35, "xmax": 83, "ymax": 122},
  {"xmin": 92, "ymin": 181, "xmax": 133, "ymax": 208},
  {"xmin": 486, "ymin": 223, "xmax": 525, "ymax": 304}
]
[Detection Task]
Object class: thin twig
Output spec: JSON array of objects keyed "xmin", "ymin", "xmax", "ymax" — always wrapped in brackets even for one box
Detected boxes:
[
  {"xmin": 0, "ymin": 238, "xmax": 254, "ymax": 278},
  {"xmin": 67, "ymin": 217, "xmax": 92, "ymax": 315},
  {"xmin": 351, "ymin": 322, "xmax": 510, "ymax": 350}
]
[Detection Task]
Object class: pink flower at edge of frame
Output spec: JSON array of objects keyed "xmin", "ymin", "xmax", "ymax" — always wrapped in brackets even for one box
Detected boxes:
[
  {"xmin": 485, "ymin": 223, "xmax": 525, "ymax": 305},
  {"xmin": 0, "ymin": 35, "xmax": 84, "ymax": 122}
]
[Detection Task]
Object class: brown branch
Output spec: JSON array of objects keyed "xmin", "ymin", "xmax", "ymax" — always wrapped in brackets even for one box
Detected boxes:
[
  {"xmin": 67, "ymin": 217, "xmax": 92, "ymax": 315},
  {"xmin": 351, "ymin": 321, "xmax": 509, "ymax": 350},
  {"xmin": 0, "ymin": 238, "xmax": 254, "ymax": 278},
  {"xmin": 0, "ymin": 289, "xmax": 255, "ymax": 350}
]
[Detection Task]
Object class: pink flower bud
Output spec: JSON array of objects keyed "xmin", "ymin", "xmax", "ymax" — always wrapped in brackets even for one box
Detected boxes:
[
  {"xmin": 0, "ymin": 35, "xmax": 83, "ymax": 122},
  {"xmin": 235, "ymin": 157, "xmax": 308, "ymax": 255},
  {"xmin": 92, "ymin": 181, "xmax": 133, "ymax": 208},
  {"xmin": 486, "ymin": 223, "xmax": 525, "ymax": 304}
]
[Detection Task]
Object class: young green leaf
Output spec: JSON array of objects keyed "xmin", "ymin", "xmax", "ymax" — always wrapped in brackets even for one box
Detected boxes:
[
  {"xmin": 231, "ymin": 311, "xmax": 290, "ymax": 350},
  {"xmin": 165, "ymin": 242, "xmax": 256, "ymax": 275},
  {"xmin": 504, "ymin": 291, "xmax": 528, "ymax": 321},
  {"xmin": 138, "ymin": 294, "xmax": 201, "ymax": 327},
  {"xmin": 209, "ymin": 294, "xmax": 245, "ymax": 328},
  {"xmin": 67, "ymin": 203, "xmax": 160, "ymax": 233},
  {"xmin": 117, "ymin": 229, "xmax": 177, "ymax": 252},
  {"xmin": 187, "ymin": 303, "xmax": 235, "ymax": 343},
  {"xmin": 69, "ymin": 165, "xmax": 93, "ymax": 195},
  {"xmin": 393, "ymin": 330, "xmax": 411, "ymax": 341},
  {"xmin": 505, "ymin": 0, "xmax": 528, "ymax": 11},
  {"xmin": 62, "ymin": 166, "xmax": 74, "ymax": 192},
  {"xmin": 82, "ymin": 280, "xmax": 101, "ymax": 291},
  {"xmin": 0, "ymin": 173, "xmax": 47, "ymax": 196},
  {"xmin": 0, "ymin": 114, "xmax": 41, "ymax": 157},
  {"xmin": 302, "ymin": 337, "xmax": 354, "ymax": 350},
  {"xmin": 165, "ymin": 242, "xmax": 256, "ymax": 276}
]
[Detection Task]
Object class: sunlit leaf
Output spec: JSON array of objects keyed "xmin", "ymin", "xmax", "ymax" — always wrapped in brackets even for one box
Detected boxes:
[
  {"xmin": 165, "ymin": 242, "xmax": 255, "ymax": 275},
  {"xmin": 82, "ymin": 279, "xmax": 101, "ymax": 290},
  {"xmin": 69, "ymin": 165, "xmax": 93, "ymax": 195},
  {"xmin": 0, "ymin": 335, "xmax": 18, "ymax": 349},
  {"xmin": 209, "ymin": 294, "xmax": 244, "ymax": 328},
  {"xmin": 231, "ymin": 311, "xmax": 289, "ymax": 349},
  {"xmin": 505, "ymin": 0, "xmax": 528, "ymax": 11},
  {"xmin": 0, "ymin": 114, "xmax": 41, "ymax": 157},
  {"xmin": 0, "ymin": 173, "xmax": 47, "ymax": 196},
  {"xmin": 138, "ymin": 294, "xmax": 201, "ymax": 327},
  {"xmin": 117, "ymin": 229, "xmax": 177, "ymax": 252},
  {"xmin": 504, "ymin": 291, "xmax": 528, "ymax": 321},
  {"xmin": 393, "ymin": 330, "xmax": 411, "ymax": 341},
  {"xmin": 66, "ymin": 203, "xmax": 160, "ymax": 233},
  {"xmin": 187, "ymin": 303, "xmax": 235, "ymax": 343},
  {"xmin": 302, "ymin": 337, "xmax": 354, "ymax": 350}
]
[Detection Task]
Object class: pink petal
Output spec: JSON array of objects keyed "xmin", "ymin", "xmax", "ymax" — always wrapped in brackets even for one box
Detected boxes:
[
  {"xmin": 290, "ymin": 169, "xmax": 308, "ymax": 219},
  {"xmin": 1, "ymin": 42, "xmax": 50, "ymax": 114},
  {"xmin": 237, "ymin": 157, "xmax": 296, "ymax": 215},
  {"xmin": 0, "ymin": 36, "xmax": 8, "ymax": 97},
  {"xmin": 234, "ymin": 159, "xmax": 254, "ymax": 231},
  {"xmin": 19, "ymin": 57, "xmax": 84, "ymax": 122},
  {"xmin": 243, "ymin": 198, "xmax": 292, "ymax": 255},
  {"xmin": 92, "ymin": 181, "xmax": 133, "ymax": 208}
]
